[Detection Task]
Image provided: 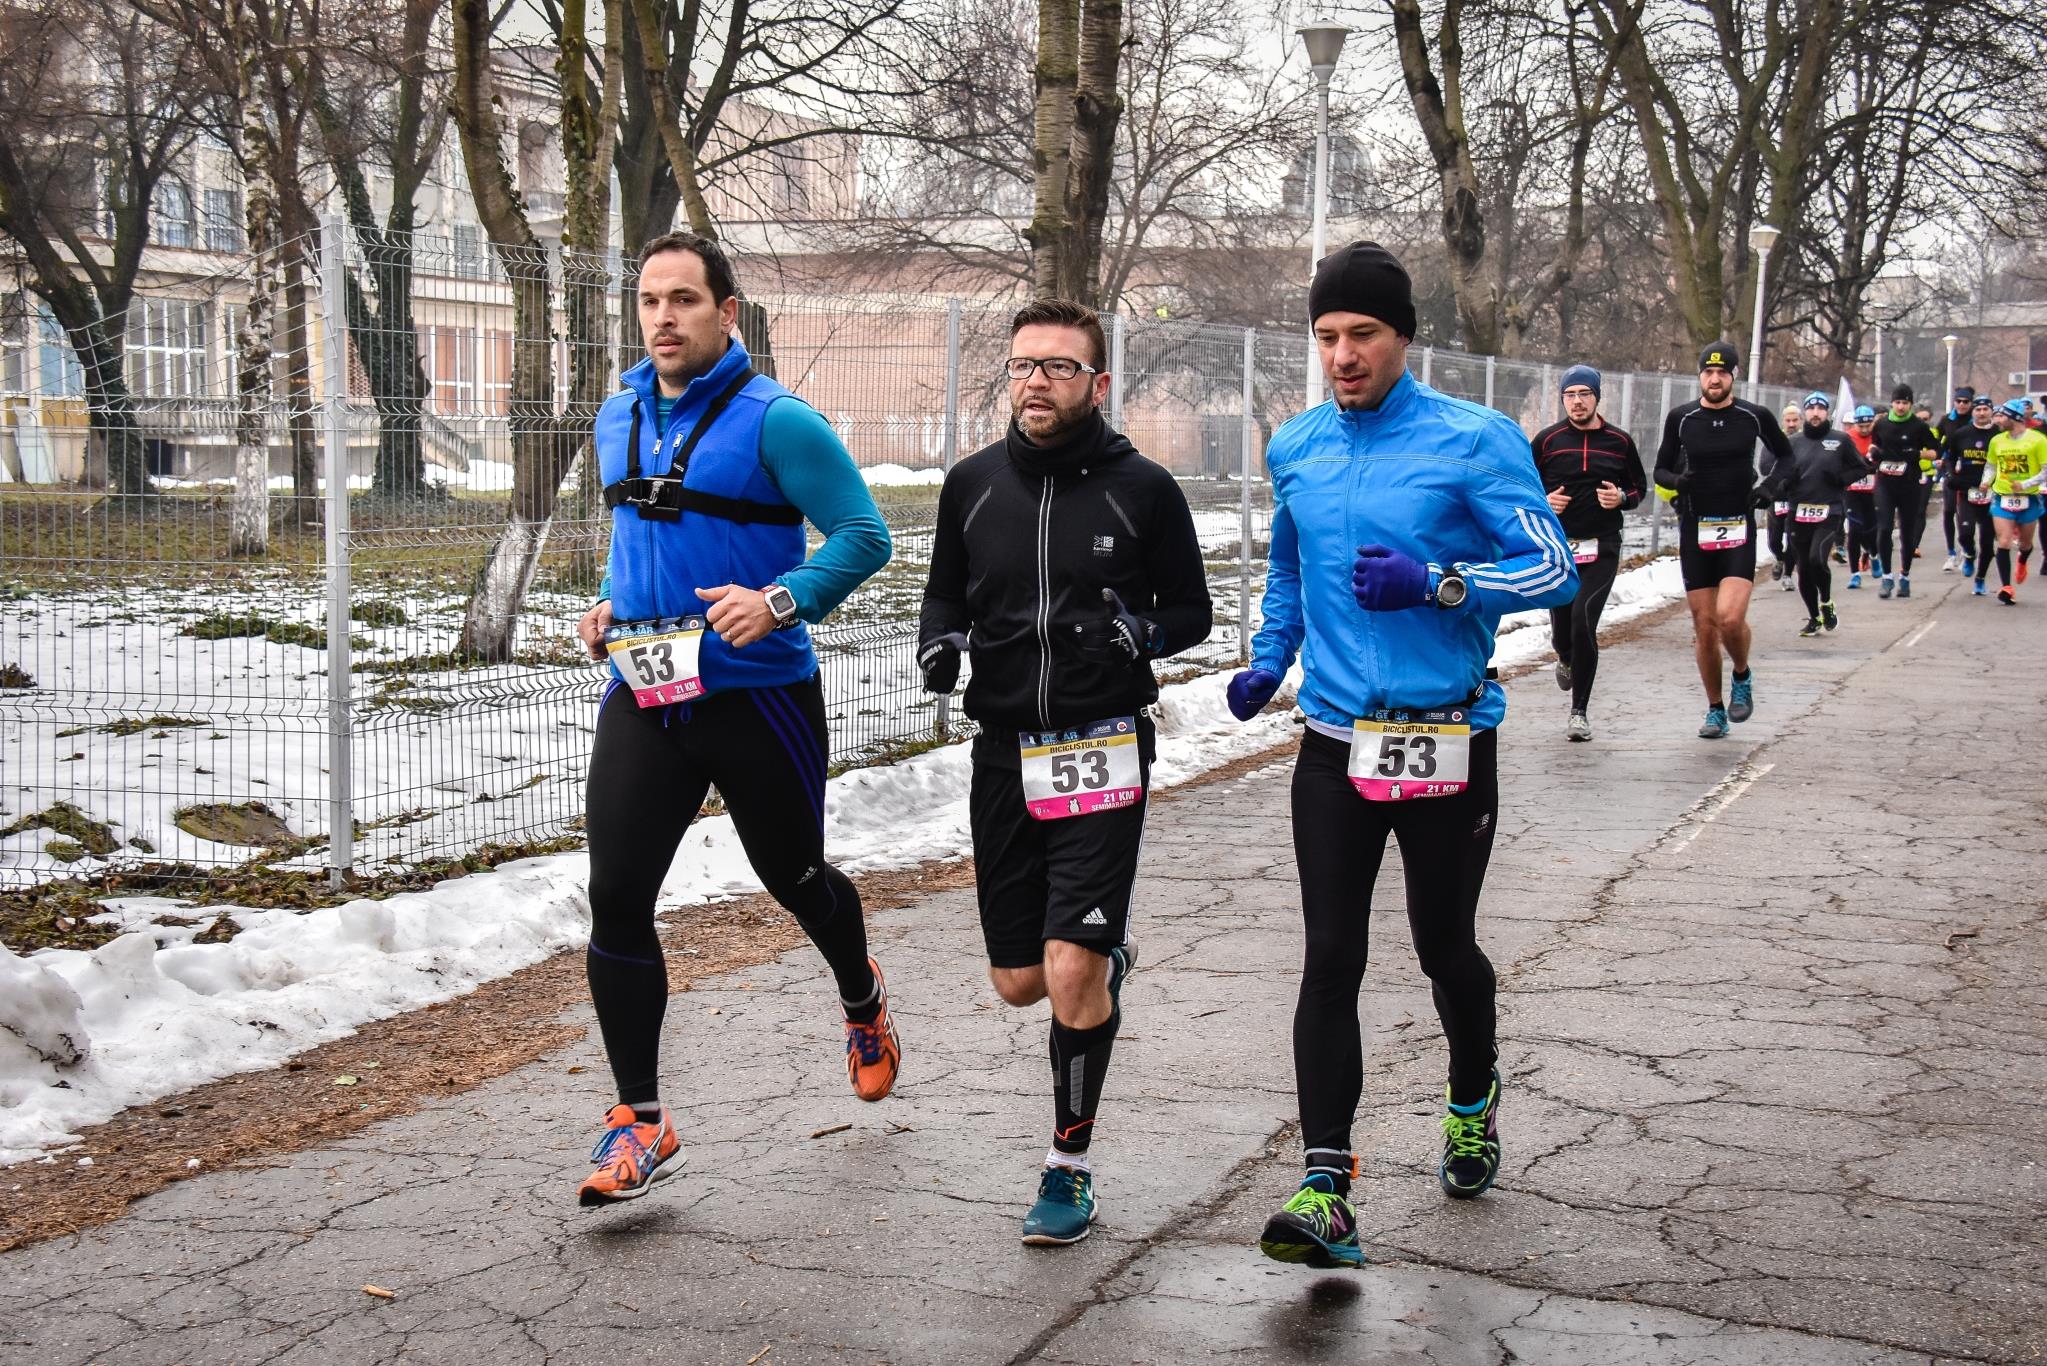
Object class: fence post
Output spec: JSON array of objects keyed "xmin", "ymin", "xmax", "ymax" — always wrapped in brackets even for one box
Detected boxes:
[
  {"xmin": 1484, "ymin": 354, "xmax": 1497, "ymax": 410},
  {"xmin": 1108, "ymin": 312, "xmax": 1126, "ymax": 432},
  {"xmin": 320, "ymin": 215, "xmax": 354, "ymax": 886},
  {"xmin": 1239, "ymin": 328, "xmax": 1255, "ymax": 666},
  {"xmin": 1649, "ymin": 374, "xmax": 1674, "ymax": 557},
  {"xmin": 1421, "ymin": 345, "xmax": 1433, "ymax": 387},
  {"xmin": 942, "ymin": 299, "xmax": 962, "ymax": 471}
]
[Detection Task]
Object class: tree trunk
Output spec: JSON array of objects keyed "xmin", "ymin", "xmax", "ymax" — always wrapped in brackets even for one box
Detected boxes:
[
  {"xmin": 1026, "ymin": 0, "xmax": 1079, "ymax": 299},
  {"xmin": 281, "ymin": 253, "xmax": 319, "ymax": 528},
  {"xmin": 1058, "ymin": 0, "xmax": 1122, "ymax": 305},
  {"xmin": 231, "ymin": 10, "xmax": 278, "ymax": 557},
  {"xmin": 624, "ymin": 0, "xmax": 718, "ymax": 237}
]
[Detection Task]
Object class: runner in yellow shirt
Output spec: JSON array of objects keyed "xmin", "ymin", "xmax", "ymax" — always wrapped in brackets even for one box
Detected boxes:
[{"xmin": 1984, "ymin": 398, "xmax": 2047, "ymax": 605}]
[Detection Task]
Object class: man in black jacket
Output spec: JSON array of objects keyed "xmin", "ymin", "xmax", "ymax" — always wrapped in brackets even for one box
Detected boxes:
[
  {"xmin": 917, "ymin": 297, "xmax": 1212, "ymax": 1247},
  {"xmin": 1767, "ymin": 393, "xmax": 1871, "ymax": 636},
  {"xmin": 1869, "ymin": 384, "xmax": 1941, "ymax": 599},
  {"xmin": 1529, "ymin": 364, "xmax": 1646, "ymax": 741}
]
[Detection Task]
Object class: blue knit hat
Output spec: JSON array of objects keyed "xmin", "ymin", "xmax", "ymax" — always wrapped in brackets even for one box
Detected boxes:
[
  {"xmin": 1559, "ymin": 364, "xmax": 1601, "ymax": 399},
  {"xmin": 1803, "ymin": 391, "xmax": 1831, "ymax": 409}
]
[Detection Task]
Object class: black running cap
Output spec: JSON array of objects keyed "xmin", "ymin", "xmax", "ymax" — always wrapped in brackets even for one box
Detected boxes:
[{"xmin": 1698, "ymin": 342, "xmax": 1739, "ymax": 372}]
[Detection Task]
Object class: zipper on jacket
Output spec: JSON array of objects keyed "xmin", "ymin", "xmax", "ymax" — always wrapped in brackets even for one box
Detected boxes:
[{"xmin": 1035, "ymin": 474, "xmax": 1054, "ymax": 729}]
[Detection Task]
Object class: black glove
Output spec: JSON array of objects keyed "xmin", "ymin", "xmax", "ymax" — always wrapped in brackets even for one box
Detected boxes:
[
  {"xmin": 1076, "ymin": 588, "xmax": 1162, "ymax": 663},
  {"xmin": 917, "ymin": 631, "xmax": 969, "ymax": 693}
]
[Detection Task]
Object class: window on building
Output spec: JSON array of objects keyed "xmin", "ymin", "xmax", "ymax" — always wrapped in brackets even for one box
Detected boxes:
[
  {"xmin": 2029, "ymin": 335, "xmax": 2047, "ymax": 397},
  {"xmin": 38, "ymin": 308, "xmax": 84, "ymax": 397},
  {"xmin": 425, "ymin": 325, "xmax": 474, "ymax": 414},
  {"xmin": 771, "ymin": 147, "xmax": 811, "ymax": 216},
  {"xmin": 203, "ymin": 188, "xmax": 244, "ymax": 252},
  {"xmin": 125, "ymin": 299, "xmax": 211, "ymax": 399},
  {"xmin": 155, "ymin": 178, "xmax": 195, "ymax": 249},
  {"xmin": 451, "ymin": 223, "xmax": 483, "ymax": 279}
]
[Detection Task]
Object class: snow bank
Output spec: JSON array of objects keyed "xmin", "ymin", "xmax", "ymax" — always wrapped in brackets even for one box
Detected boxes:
[
  {"xmin": 0, "ymin": 548, "xmax": 1702, "ymax": 1164},
  {"xmin": 860, "ymin": 462, "xmax": 946, "ymax": 487}
]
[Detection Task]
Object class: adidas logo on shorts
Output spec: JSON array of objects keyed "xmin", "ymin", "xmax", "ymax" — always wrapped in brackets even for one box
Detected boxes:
[{"xmin": 1082, "ymin": 908, "xmax": 1107, "ymax": 926}]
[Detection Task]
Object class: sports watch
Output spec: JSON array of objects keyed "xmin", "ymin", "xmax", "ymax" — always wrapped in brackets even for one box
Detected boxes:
[
  {"xmin": 1430, "ymin": 568, "xmax": 1468, "ymax": 610},
  {"xmin": 763, "ymin": 583, "xmax": 799, "ymax": 629}
]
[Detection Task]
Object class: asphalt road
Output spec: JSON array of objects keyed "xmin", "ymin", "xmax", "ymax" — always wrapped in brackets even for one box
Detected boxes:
[{"xmin": 3, "ymin": 563, "xmax": 2040, "ymax": 1366}]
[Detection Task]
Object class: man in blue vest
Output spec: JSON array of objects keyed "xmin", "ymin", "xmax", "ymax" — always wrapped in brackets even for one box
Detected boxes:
[{"xmin": 569, "ymin": 232, "xmax": 896, "ymax": 1205}]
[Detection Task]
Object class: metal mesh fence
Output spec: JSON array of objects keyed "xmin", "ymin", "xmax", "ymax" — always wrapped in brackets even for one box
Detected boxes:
[{"xmin": 0, "ymin": 220, "xmax": 1806, "ymax": 888}]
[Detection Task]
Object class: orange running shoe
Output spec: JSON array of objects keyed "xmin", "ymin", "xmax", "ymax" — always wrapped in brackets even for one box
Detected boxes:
[
  {"xmin": 844, "ymin": 956, "xmax": 901, "ymax": 1101},
  {"xmin": 577, "ymin": 1104, "xmax": 683, "ymax": 1207},
  {"xmin": 2020, "ymin": 559, "xmax": 2031, "ymax": 585}
]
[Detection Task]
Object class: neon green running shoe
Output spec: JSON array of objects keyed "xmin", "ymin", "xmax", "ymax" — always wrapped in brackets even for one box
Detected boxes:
[
  {"xmin": 1257, "ymin": 1176, "xmax": 1364, "ymax": 1268},
  {"xmin": 1439, "ymin": 1069, "xmax": 1502, "ymax": 1198}
]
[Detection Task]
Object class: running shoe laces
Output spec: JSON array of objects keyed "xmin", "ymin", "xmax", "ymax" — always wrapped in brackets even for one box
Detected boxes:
[
  {"xmin": 847, "ymin": 1018, "xmax": 889, "ymax": 1066},
  {"xmin": 1440, "ymin": 1108, "xmax": 1492, "ymax": 1160},
  {"xmin": 1037, "ymin": 1163, "xmax": 1090, "ymax": 1210},
  {"xmin": 1282, "ymin": 1182, "xmax": 1352, "ymax": 1237},
  {"xmin": 589, "ymin": 1120, "xmax": 657, "ymax": 1169}
]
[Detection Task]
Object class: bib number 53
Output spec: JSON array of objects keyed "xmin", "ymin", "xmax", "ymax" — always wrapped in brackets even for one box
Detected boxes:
[
  {"xmin": 1051, "ymin": 749, "xmax": 1111, "ymax": 793},
  {"xmin": 1374, "ymin": 732, "xmax": 1440, "ymax": 779}
]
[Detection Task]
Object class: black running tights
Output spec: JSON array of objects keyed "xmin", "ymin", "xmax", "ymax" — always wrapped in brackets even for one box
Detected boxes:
[
  {"xmin": 1549, "ymin": 547, "xmax": 1619, "ymax": 713},
  {"xmin": 1290, "ymin": 726, "xmax": 1500, "ymax": 1156},
  {"xmin": 1791, "ymin": 518, "xmax": 1841, "ymax": 618},
  {"xmin": 585, "ymin": 678, "xmax": 873, "ymax": 1105},
  {"xmin": 1875, "ymin": 477, "xmax": 1926, "ymax": 576}
]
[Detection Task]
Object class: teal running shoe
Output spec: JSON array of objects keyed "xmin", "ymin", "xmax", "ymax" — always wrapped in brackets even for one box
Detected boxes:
[
  {"xmin": 1440, "ymin": 1070, "xmax": 1502, "ymax": 1199},
  {"xmin": 1258, "ymin": 1175, "xmax": 1364, "ymax": 1268},
  {"xmin": 1698, "ymin": 705, "xmax": 1730, "ymax": 739},
  {"xmin": 1728, "ymin": 672, "xmax": 1754, "ymax": 722},
  {"xmin": 1847, "ymin": 571, "xmax": 1862, "ymax": 589},
  {"xmin": 1897, "ymin": 577, "xmax": 1912, "ymax": 599},
  {"xmin": 1021, "ymin": 1164, "xmax": 1097, "ymax": 1245}
]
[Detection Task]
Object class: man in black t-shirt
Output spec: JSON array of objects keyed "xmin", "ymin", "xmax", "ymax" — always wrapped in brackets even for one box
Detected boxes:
[
  {"xmin": 1868, "ymin": 384, "xmax": 1941, "ymax": 599},
  {"xmin": 1653, "ymin": 342, "xmax": 1795, "ymax": 740}
]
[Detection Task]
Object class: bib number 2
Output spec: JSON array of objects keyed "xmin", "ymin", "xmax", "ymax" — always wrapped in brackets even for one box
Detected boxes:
[
  {"xmin": 1020, "ymin": 717, "xmax": 1144, "ymax": 820},
  {"xmin": 1697, "ymin": 516, "xmax": 1748, "ymax": 549},
  {"xmin": 1349, "ymin": 710, "xmax": 1471, "ymax": 802},
  {"xmin": 604, "ymin": 616, "xmax": 707, "ymax": 708}
]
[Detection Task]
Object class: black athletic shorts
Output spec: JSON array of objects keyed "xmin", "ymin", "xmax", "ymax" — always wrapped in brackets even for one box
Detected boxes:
[
  {"xmin": 1678, "ymin": 508, "xmax": 1759, "ymax": 591},
  {"xmin": 967, "ymin": 718, "xmax": 1153, "ymax": 969}
]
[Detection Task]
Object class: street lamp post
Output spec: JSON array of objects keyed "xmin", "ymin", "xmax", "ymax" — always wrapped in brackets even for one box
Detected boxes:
[
  {"xmin": 1297, "ymin": 21, "xmax": 1350, "ymax": 408},
  {"xmin": 1746, "ymin": 223, "xmax": 1781, "ymax": 402},
  {"xmin": 1942, "ymin": 333, "xmax": 1959, "ymax": 407},
  {"xmin": 1874, "ymin": 322, "xmax": 1884, "ymax": 400}
]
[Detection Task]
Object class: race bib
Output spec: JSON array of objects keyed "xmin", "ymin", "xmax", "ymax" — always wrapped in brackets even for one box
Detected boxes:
[
  {"xmin": 604, "ymin": 616, "xmax": 706, "ymax": 708},
  {"xmin": 1772, "ymin": 501, "xmax": 1791, "ymax": 517},
  {"xmin": 1848, "ymin": 474, "xmax": 1876, "ymax": 492},
  {"xmin": 1794, "ymin": 503, "xmax": 1830, "ymax": 524},
  {"xmin": 1349, "ymin": 708, "xmax": 1471, "ymax": 802},
  {"xmin": 1697, "ymin": 516, "xmax": 1748, "ymax": 549},
  {"xmin": 2001, "ymin": 494, "xmax": 2032, "ymax": 513},
  {"xmin": 1878, "ymin": 460, "xmax": 1910, "ymax": 476},
  {"xmin": 1968, "ymin": 487, "xmax": 1992, "ymax": 506},
  {"xmin": 1019, "ymin": 717, "xmax": 1144, "ymax": 820},
  {"xmin": 1571, "ymin": 538, "xmax": 1601, "ymax": 565}
]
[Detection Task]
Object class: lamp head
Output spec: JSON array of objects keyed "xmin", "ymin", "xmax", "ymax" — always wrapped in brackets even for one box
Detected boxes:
[
  {"xmin": 1297, "ymin": 22, "xmax": 1351, "ymax": 76},
  {"xmin": 1748, "ymin": 223, "xmax": 1781, "ymax": 253}
]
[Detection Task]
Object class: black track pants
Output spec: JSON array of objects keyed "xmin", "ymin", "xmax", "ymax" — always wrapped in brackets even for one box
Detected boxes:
[
  {"xmin": 1549, "ymin": 545, "xmax": 1619, "ymax": 713},
  {"xmin": 1290, "ymin": 726, "xmax": 1500, "ymax": 1154},
  {"xmin": 1791, "ymin": 516, "xmax": 1842, "ymax": 618},
  {"xmin": 1875, "ymin": 477, "xmax": 1927, "ymax": 576},
  {"xmin": 584, "ymin": 677, "xmax": 872, "ymax": 1105}
]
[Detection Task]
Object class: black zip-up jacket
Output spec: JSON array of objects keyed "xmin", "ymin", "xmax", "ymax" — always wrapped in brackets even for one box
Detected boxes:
[
  {"xmin": 1870, "ymin": 411, "xmax": 1938, "ymax": 480},
  {"xmin": 1766, "ymin": 421, "xmax": 1870, "ymax": 512},
  {"xmin": 1529, "ymin": 417, "xmax": 1648, "ymax": 540},
  {"xmin": 919, "ymin": 411, "xmax": 1213, "ymax": 749}
]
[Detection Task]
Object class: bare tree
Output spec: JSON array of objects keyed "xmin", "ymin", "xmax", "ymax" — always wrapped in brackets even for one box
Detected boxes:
[
  {"xmin": 0, "ymin": 0, "xmax": 202, "ymax": 498},
  {"xmin": 1028, "ymin": 0, "xmax": 1124, "ymax": 304},
  {"xmin": 302, "ymin": 0, "xmax": 448, "ymax": 499}
]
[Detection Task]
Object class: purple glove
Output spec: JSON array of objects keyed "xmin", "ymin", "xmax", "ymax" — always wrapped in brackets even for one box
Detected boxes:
[
  {"xmin": 1351, "ymin": 544, "xmax": 1431, "ymax": 612},
  {"xmin": 1226, "ymin": 668, "xmax": 1281, "ymax": 721}
]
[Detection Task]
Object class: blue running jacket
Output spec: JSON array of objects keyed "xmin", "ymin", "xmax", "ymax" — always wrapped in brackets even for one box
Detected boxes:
[{"xmin": 1250, "ymin": 370, "xmax": 1578, "ymax": 733}]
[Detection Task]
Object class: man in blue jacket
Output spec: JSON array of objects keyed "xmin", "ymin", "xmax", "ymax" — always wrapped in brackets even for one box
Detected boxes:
[
  {"xmin": 568, "ymin": 232, "xmax": 896, "ymax": 1206},
  {"xmin": 1225, "ymin": 241, "xmax": 1576, "ymax": 1269}
]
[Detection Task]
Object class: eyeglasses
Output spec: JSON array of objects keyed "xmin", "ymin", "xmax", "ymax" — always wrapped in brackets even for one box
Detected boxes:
[{"xmin": 1005, "ymin": 356, "xmax": 1098, "ymax": 381}]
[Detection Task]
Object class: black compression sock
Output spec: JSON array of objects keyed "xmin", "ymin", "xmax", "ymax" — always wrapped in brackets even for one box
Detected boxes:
[
  {"xmin": 1304, "ymin": 1148, "xmax": 1354, "ymax": 1198},
  {"xmin": 631, "ymin": 1103, "xmax": 664, "ymax": 1124},
  {"xmin": 1998, "ymin": 549, "xmax": 2013, "ymax": 586},
  {"xmin": 1049, "ymin": 1011, "xmax": 1119, "ymax": 1155},
  {"xmin": 1732, "ymin": 668, "xmax": 1750, "ymax": 682},
  {"xmin": 841, "ymin": 976, "xmax": 882, "ymax": 1026}
]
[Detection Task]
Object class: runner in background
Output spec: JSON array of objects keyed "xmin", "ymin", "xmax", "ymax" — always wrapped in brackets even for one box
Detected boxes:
[
  {"xmin": 1986, "ymin": 398, "xmax": 2047, "ymax": 604},
  {"xmin": 1530, "ymin": 366, "xmax": 1646, "ymax": 741},
  {"xmin": 1844, "ymin": 405, "xmax": 1879, "ymax": 588},
  {"xmin": 1653, "ymin": 342, "xmax": 1794, "ymax": 740},
  {"xmin": 1946, "ymin": 396, "xmax": 1998, "ymax": 595},
  {"xmin": 1768, "ymin": 404, "xmax": 1801, "ymax": 592},
  {"xmin": 1869, "ymin": 386, "xmax": 1940, "ymax": 599},
  {"xmin": 1938, "ymin": 387, "xmax": 1975, "ymax": 570},
  {"xmin": 1769, "ymin": 393, "xmax": 1867, "ymax": 637}
]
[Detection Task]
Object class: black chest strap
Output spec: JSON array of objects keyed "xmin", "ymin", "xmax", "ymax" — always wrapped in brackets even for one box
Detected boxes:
[{"xmin": 602, "ymin": 368, "xmax": 803, "ymax": 526}]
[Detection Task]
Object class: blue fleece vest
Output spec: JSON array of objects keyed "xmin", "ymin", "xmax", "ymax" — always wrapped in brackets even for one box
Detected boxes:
[{"xmin": 596, "ymin": 342, "xmax": 815, "ymax": 694}]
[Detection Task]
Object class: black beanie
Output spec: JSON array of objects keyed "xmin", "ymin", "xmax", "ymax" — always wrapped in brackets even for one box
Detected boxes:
[{"xmin": 1308, "ymin": 241, "xmax": 1416, "ymax": 339}]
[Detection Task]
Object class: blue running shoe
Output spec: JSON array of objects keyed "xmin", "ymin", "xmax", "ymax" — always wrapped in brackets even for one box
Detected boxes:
[
  {"xmin": 1964, "ymin": 556, "xmax": 1976, "ymax": 579},
  {"xmin": 1728, "ymin": 673, "xmax": 1753, "ymax": 723},
  {"xmin": 1897, "ymin": 577, "xmax": 1911, "ymax": 599},
  {"xmin": 1847, "ymin": 571, "xmax": 1862, "ymax": 589},
  {"xmin": 1879, "ymin": 576, "xmax": 1894, "ymax": 599},
  {"xmin": 1022, "ymin": 1164, "xmax": 1097, "ymax": 1245},
  {"xmin": 1698, "ymin": 705, "xmax": 1730, "ymax": 739},
  {"xmin": 1259, "ymin": 1175, "xmax": 1364, "ymax": 1268},
  {"xmin": 1440, "ymin": 1070, "xmax": 1503, "ymax": 1199},
  {"xmin": 1974, "ymin": 580, "xmax": 1987, "ymax": 596}
]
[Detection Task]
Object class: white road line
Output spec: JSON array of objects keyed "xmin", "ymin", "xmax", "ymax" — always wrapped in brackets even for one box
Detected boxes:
[
  {"xmin": 1669, "ymin": 760, "xmax": 1776, "ymax": 854},
  {"xmin": 1900, "ymin": 619, "xmax": 1938, "ymax": 650}
]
